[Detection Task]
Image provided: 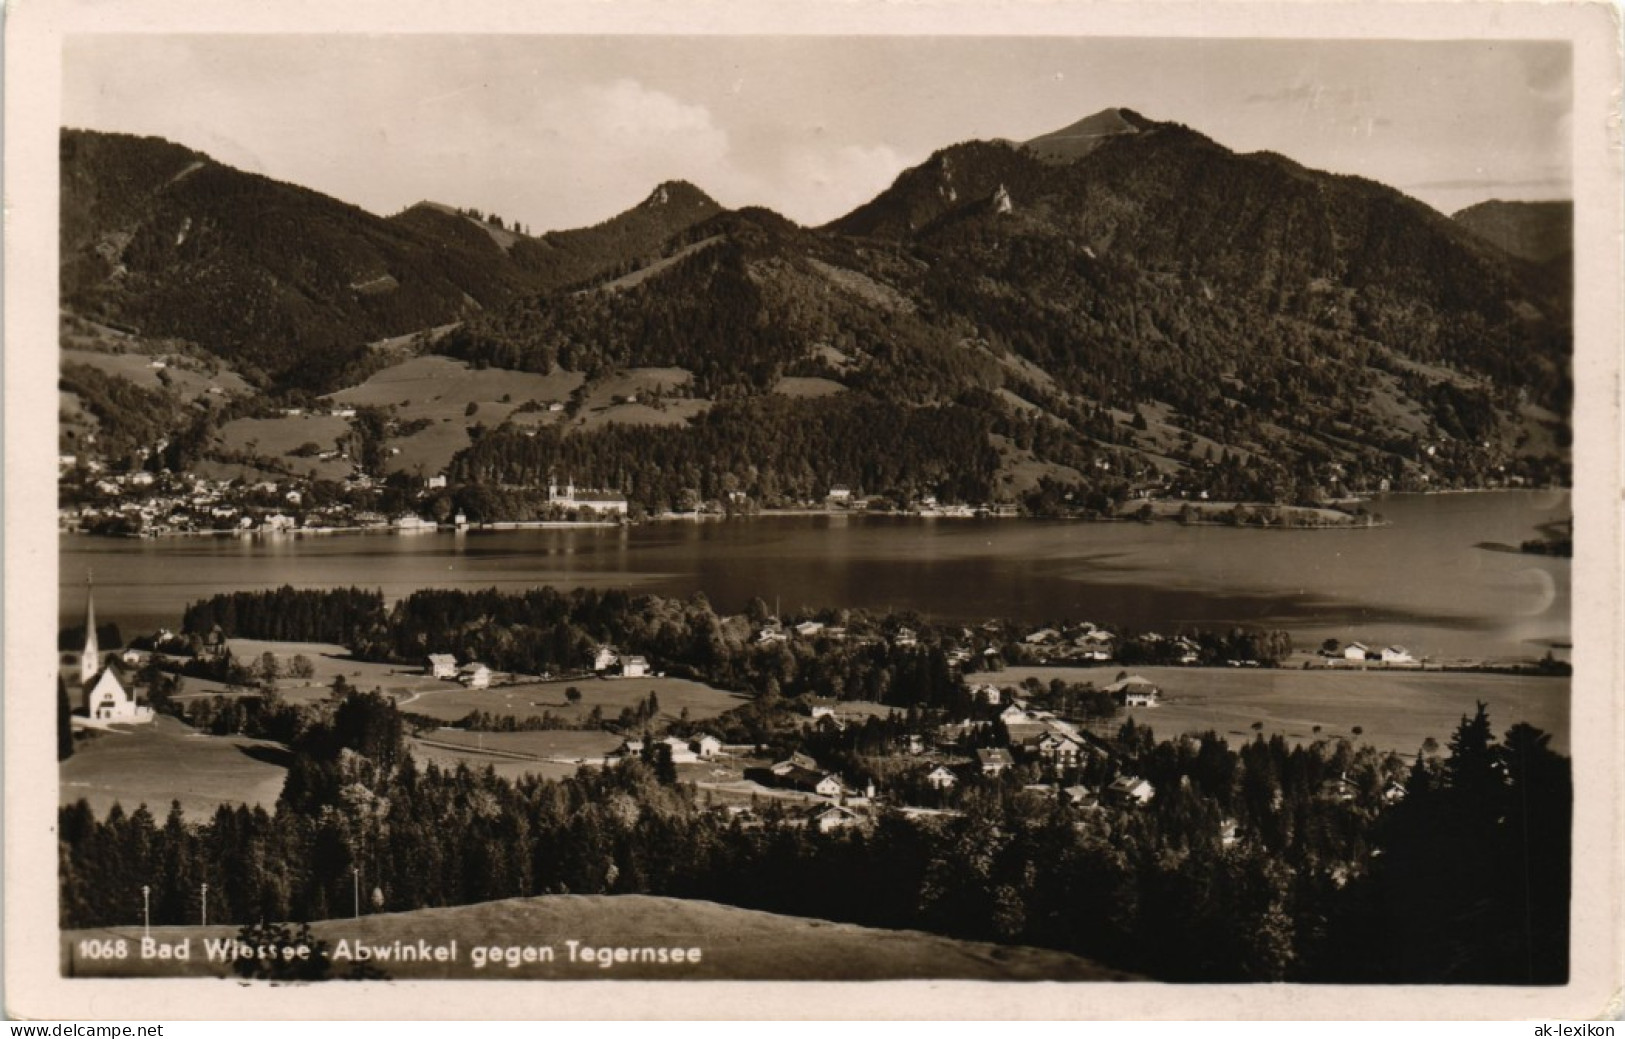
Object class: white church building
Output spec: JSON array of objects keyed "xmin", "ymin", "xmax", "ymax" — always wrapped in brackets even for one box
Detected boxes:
[{"xmin": 74, "ymin": 577, "xmax": 154, "ymax": 727}]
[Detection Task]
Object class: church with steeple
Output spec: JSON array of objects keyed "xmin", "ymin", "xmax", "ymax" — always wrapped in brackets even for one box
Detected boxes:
[{"xmin": 72, "ymin": 574, "xmax": 153, "ymax": 726}]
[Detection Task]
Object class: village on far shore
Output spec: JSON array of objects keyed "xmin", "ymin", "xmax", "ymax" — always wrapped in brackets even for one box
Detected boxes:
[{"xmin": 62, "ymin": 439, "xmax": 1396, "ymax": 540}]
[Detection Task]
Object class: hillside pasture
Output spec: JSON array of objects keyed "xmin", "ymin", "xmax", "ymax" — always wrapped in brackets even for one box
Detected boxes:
[
  {"xmin": 330, "ymin": 355, "xmax": 581, "ymax": 415},
  {"xmin": 60, "ymin": 714, "xmax": 287, "ymax": 819},
  {"xmin": 61, "ymin": 345, "xmax": 252, "ymax": 402},
  {"xmin": 326, "ymin": 355, "xmax": 586, "ymax": 476},
  {"xmin": 214, "ymin": 414, "xmax": 352, "ymax": 482},
  {"xmin": 573, "ymin": 398, "xmax": 711, "ymax": 431},
  {"xmin": 62, "ymin": 893, "xmax": 1133, "ymax": 980},
  {"xmin": 772, "ymin": 376, "xmax": 846, "ymax": 398},
  {"xmin": 383, "ymin": 420, "xmax": 474, "ymax": 479},
  {"xmin": 571, "ymin": 366, "xmax": 711, "ymax": 429},
  {"xmin": 990, "ymin": 664, "xmax": 1568, "ymax": 756}
]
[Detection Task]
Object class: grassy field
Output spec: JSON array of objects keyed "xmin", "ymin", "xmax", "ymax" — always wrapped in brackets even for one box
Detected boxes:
[
  {"xmin": 329, "ymin": 355, "xmax": 581, "ymax": 413},
  {"xmin": 60, "ymin": 345, "xmax": 252, "ymax": 402},
  {"xmin": 416, "ymin": 728, "xmax": 623, "ymax": 761},
  {"xmin": 772, "ymin": 376, "xmax": 846, "ymax": 398},
  {"xmin": 405, "ymin": 737, "xmax": 587, "ymax": 782},
  {"xmin": 214, "ymin": 415, "xmax": 353, "ymax": 482},
  {"xmin": 573, "ymin": 398, "xmax": 711, "ymax": 431},
  {"xmin": 224, "ymin": 639, "xmax": 462, "ymax": 704},
  {"xmin": 326, "ymin": 355, "xmax": 584, "ymax": 476},
  {"xmin": 60, "ymin": 715, "xmax": 287, "ymax": 819},
  {"xmin": 62, "ymin": 893, "xmax": 1134, "ymax": 980},
  {"xmin": 992, "ymin": 664, "xmax": 1569, "ymax": 756},
  {"xmin": 402, "ymin": 675, "xmax": 749, "ymax": 726},
  {"xmin": 568, "ymin": 368, "xmax": 711, "ymax": 432}
]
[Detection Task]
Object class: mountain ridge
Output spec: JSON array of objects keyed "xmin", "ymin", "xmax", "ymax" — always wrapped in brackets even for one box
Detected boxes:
[{"xmin": 59, "ymin": 114, "xmax": 1571, "ymax": 515}]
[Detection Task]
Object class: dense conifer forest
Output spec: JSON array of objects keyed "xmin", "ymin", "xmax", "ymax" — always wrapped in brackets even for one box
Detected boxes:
[{"xmin": 59, "ymin": 688, "xmax": 1569, "ymax": 984}]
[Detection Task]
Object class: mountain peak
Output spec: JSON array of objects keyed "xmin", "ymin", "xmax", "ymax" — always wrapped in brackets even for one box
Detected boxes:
[
  {"xmin": 643, "ymin": 180, "xmax": 719, "ymax": 211},
  {"xmin": 1024, "ymin": 107, "xmax": 1155, "ymax": 162}
]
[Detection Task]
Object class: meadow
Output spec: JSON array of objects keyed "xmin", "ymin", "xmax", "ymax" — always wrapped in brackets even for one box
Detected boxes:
[
  {"xmin": 992, "ymin": 664, "xmax": 1569, "ymax": 756},
  {"xmin": 401, "ymin": 674, "xmax": 749, "ymax": 726},
  {"xmin": 60, "ymin": 715, "xmax": 287, "ymax": 819}
]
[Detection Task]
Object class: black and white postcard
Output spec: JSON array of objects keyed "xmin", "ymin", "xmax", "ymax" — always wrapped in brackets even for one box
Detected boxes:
[{"xmin": 5, "ymin": 0, "xmax": 1621, "ymax": 1021}]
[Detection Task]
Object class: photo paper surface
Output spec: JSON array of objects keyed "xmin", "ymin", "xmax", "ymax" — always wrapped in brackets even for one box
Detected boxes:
[{"xmin": 6, "ymin": 0, "xmax": 1621, "ymax": 1021}]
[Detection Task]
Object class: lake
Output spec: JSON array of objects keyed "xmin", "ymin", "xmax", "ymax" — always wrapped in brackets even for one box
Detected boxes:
[{"xmin": 59, "ymin": 490, "xmax": 1570, "ymax": 664}]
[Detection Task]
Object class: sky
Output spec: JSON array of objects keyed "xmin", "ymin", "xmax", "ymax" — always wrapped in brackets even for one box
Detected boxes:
[{"xmin": 62, "ymin": 35, "xmax": 1572, "ymax": 231}]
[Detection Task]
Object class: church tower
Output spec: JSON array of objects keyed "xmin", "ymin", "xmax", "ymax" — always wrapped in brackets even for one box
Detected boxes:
[{"xmin": 79, "ymin": 573, "xmax": 99, "ymax": 687}]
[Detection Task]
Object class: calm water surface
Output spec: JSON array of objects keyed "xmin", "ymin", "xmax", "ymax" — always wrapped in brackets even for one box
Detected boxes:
[{"xmin": 60, "ymin": 490, "xmax": 1571, "ymax": 663}]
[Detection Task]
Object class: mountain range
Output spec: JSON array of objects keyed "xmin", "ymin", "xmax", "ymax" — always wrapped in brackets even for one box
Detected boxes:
[{"xmin": 59, "ymin": 110, "xmax": 1572, "ymax": 512}]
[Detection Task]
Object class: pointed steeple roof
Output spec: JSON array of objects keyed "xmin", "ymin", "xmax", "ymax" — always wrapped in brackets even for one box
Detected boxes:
[{"xmin": 80, "ymin": 571, "xmax": 100, "ymax": 685}]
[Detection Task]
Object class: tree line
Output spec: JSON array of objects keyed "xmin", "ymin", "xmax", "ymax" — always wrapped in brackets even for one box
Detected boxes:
[{"xmin": 58, "ymin": 691, "xmax": 1569, "ymax": 984}]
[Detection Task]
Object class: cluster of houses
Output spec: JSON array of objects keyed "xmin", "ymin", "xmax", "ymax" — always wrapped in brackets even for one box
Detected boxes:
[
  {"xmin": 426, "ymin": 654, "xmax": 494, "ymax": 688},
  {"xmin": 423, "ymin": 644, "xmax": 658, "ymax": 687},
  {"xmin": 59, "ymin": 467, "xmax": 429, "ymax": 538},
  {"xmin": 611, "ymin": 733, "xmax": 725, "ymax": 765},
  {"xmin": 1323, "ymin": 642, "xmax": 1417, "ymax": 665}
]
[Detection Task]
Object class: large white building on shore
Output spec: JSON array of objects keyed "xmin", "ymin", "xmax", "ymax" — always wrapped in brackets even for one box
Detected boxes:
[{"xmin": 547, "ymin": 477, "xmax": 628, "ymax": 515}]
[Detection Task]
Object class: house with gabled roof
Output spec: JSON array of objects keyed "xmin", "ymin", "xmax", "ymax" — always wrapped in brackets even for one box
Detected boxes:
[
  {"xmin": 1104, "ymin": 775, "xmax": 1154, "ymax": 806},
  {"xmin": 689, "ymin": 734, "xmax": 723, "ymax": 760},
  {"xmin": 771, "ymin": 751, "xmax": 819, "ymax": 776},
  {"xmin": 976, "ymin": 747, "xmax": 1015, "ymax": 775},
  {"xmin": 426, "ymin": 654, "xmax": 458, "ymax": 679},
  {"xmin": 809, "ymin": 804, "xmax": 862, "ymax": 833},
  {"xmin": 1104, "ymin": 674, "xmax": 1160, "ymax": 707}
]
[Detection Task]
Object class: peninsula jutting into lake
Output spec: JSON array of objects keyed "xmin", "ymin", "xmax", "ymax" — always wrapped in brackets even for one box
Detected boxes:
[{"xmin": 56, "ymin": 35, "xmax": 1572, "ymax": 987}]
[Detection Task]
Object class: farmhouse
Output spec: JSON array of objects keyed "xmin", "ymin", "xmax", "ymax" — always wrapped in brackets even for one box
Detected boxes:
[
  {"xmin": 620, "ymin": 656, "xmax": 650, "ymax": 678},
  {"xmin": 970, "ymin": 683, "xmax": 1003, "ymax": 705},
  {"xmin": 1104, "ymin": 674, "xmax": 1161, "ymax": 707},
  {"xmin": 427, "ymin": 654, "xmax": 458, "ymax": 679},
  {"xmin": 690, "ymin": 734, "xmax": 723, "ymax": 760},
  {"xmin": 1031, "ymin": 732, "xmax": 1087, "ymax": 765},
  {"xmin": 976, "ymin": 748, "xmax": 1015, "ymax": 775},
  {"xmin": 459, "ymin": 662, "xmax": 493, "ymax": 689},
  {"xmin": 777, "ymin": 766, "xmax": 844, "ymax": 798},
  {"xmin": 1343, "ymin": 643, "xmax": 1372, "ymax": 662},
  {"xmin": 1060, "ymin": 785, "xmax": 1099, "ymax": 809},
  {"xmin": 1105, "ymin": 775, "xmax": 1155, "ymax": 806},
  {"xmin": 809, "ymin": 805, "xmax": 862, "ymax": 833},
  {"xmin": 1381, "ymin": 645, "xmax": 1416, "ymax": 664},
  {"xmin": 771, "ymin": 752, "xmax": 820, "ymax": 776},
  {"xmin": 659, "ymin": 736, "xmax": 698, "ymax": 765},
  {"xmin": 592, "ymin": 646, "xmax": 619, "ymax": 672}
]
